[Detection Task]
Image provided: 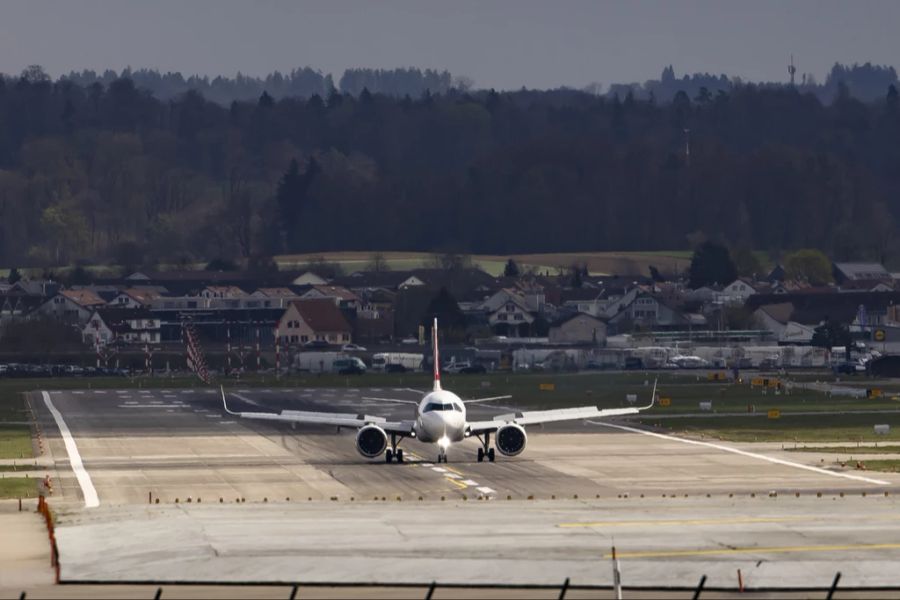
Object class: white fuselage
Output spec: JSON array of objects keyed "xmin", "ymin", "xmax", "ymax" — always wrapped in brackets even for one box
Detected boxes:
[{"xmin": 414, "ymin": 389, "xmax": 467, "ymax": 444}]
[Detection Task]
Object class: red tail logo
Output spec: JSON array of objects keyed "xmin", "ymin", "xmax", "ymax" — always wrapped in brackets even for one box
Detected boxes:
[{"xmin": 432, "ymin": 317, "xmax": 441, "ymax": 391}]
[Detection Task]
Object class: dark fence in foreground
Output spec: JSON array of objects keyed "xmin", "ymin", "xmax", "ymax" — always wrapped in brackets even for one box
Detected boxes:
[{"xmin": 18, "ymin": 572, "xmax": 899, "ymax": 599}]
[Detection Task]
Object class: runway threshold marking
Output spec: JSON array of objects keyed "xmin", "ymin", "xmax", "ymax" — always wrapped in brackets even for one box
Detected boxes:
[
  {"xmin": 590, "ymin": 421, "xmax": 891, "ymax": 486},
  {"xmin": 604, "ymin": 542, "xmax": 900, "ymax": 559},
  {"xmin": 560, "ymin": 516, "xmax": 814, "ymax": 529},
  {"xmin": 41, "ymin": 391, "xmax": 99, "ymax": 508}
]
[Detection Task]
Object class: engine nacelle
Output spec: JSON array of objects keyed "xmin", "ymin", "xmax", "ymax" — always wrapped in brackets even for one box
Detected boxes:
[
  {"xmin": 495, "ymin": 423, "xmax": 527, "ymax": 457},
  {"xmin": 356, "ymin": 425, "xmax": 388, "ymax": 458}
]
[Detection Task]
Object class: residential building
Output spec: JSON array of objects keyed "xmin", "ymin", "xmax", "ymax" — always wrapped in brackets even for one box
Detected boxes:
[
  {"xmin": 83, "ymin": 308, "xmax": 161, "ymax": 346},
  {"xmin": 35, "ymin": 289, "xmax": 106, "ymax": 324},
  {"xmin": 548, "ymin": 313, "xmax": 607, "ymax": 345},
  {"xmin": 275, "ymin": 299, "xmax": 353, "ymax": 346}
]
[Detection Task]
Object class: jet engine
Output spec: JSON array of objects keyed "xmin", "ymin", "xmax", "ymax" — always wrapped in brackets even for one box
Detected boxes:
[
  {"xmin": 356, "ymin": 425, "xmax": 388, "ymax": 458},
  {"xmin": 495, "ymin": 423, "xmax": 527, "ymax": 456}
]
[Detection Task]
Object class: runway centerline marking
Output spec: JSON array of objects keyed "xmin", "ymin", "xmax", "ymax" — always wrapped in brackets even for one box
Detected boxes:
[
  {"xmin": 41, "ymin": 391, "xmax": 99, "ymax": 508},
  {"xmin": 445, "ymin": 477, "xmax": 468, "ymax": 490},
  {"xmin": 589, "ymin": 421, "xmax": 890, "ymax": 486},
  {"xmin": 605, "ymin": 542, "xmax": 900, "ymax": 559}
]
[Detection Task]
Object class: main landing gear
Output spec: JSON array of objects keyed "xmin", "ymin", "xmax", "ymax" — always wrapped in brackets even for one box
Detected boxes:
[
  {"xmin": 384, "ymin": 433, "xmax": 405, "ymax": 463},
  {"xmin": 475, "ymin": 433, "xmax": 496, "ymax": 463}
]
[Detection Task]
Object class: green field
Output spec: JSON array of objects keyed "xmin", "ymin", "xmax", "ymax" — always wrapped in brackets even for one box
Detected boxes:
[
  {"xmin": 0, "ymin": 386, "xmax": 33, "ymax": 459},
  {"xmin": 0, "ymin": 477, "xmax": 39, "ymax": 499},
  {"xmin": 639, "ymin": 413, "xmax": 900, "ymax": 443},
  {"xmin": 272, "ymin": 250, "xmax": 693, "ymax": 277},
  {"xmin": 785, "ymin": 445, "xmax": 900, "ymax": 454},
  {"xmin": 858, "ymin": 460, "xmax": 900, "ymax": 473}
]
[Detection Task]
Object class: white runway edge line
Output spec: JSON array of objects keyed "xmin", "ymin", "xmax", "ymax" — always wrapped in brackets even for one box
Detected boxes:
[
  {"xmin": 41, "ymin": 391, "xmax": 100, "ymax": 508},
  {"xmin": 589, "ymin": 420, "xmax": 890, "ymax": 486}
]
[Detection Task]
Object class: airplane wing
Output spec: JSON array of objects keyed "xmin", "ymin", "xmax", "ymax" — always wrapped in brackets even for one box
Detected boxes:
[
  {"xmin": 462, "ymin": 395, "xmax": 512, "ymax": 404},
  {"xmin": 467, "ymin": 380, "xmax": 656, "ymax": 435},
  {"xmin": 221, "ymin": 388, "xmax": 414, "ymax": 434},
  {"xmin": 361, "ymin": 396, "xmax": 419, "ymax": 405}
]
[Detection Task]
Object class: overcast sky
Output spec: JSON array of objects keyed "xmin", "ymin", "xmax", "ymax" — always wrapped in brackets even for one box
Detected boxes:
[{"xmin": 1, "ymin": 0, "xmax": 899, "ymax": 90}]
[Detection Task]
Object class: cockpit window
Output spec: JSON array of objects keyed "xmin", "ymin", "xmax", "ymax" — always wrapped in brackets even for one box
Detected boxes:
[{"xmin": 423, "ymin": 402, "xmax": 462, "ymax": 413}]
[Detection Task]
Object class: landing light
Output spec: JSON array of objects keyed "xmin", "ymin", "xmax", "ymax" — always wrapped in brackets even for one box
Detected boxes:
[{"xmin": 438, "ymin": 436, "xmax": 451, "ymax": 450}]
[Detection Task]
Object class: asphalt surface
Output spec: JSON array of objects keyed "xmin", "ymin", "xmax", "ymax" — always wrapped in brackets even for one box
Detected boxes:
[{"xmin": 20, "ymin": 386, "xmax": 900, "ymax": 590}]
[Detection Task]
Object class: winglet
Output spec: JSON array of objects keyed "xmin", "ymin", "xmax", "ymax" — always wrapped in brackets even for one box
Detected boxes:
[
  {"xmin": 432, "ymin": 317, "xmax": 442, "ymax": 392},
  {"xmin": 221, "ymin": 385, "xmax": 239, "ymax": 416},
  {"xmin": 645, "ymin": 378, "xmax": 658, "ymax": 410}
]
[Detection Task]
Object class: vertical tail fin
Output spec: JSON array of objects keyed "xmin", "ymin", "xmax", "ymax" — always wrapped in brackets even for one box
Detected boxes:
[{"xmin": 432, "ymin": 317, "xmax": 441, "ymax": 391}]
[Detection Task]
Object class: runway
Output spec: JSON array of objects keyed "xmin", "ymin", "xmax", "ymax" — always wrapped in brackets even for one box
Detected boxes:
[
  {"xmin": 52, "ymin": 496, "xmax": 900, "ymax": 588},
  {"xmin": 28, "ymin": 386, "xmax": 900, "ymax": 588}
]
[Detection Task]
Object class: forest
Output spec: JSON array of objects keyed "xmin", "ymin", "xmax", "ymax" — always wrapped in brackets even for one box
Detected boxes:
[{"xmin": 1, "ymin": 64, "xmax": 899, "ymax": 269}]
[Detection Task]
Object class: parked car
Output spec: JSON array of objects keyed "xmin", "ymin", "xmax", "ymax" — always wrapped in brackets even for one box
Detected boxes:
[
  {"xmin": 385, "ymin": 363, "xmax": 408, "ymax": 373},
  {"xmin": 459, "ymin": 363, "xmax": 487, "ymax": 374},
  {"xmin": 341, "ymin": 343, "xmax": 367, "ymax": 352},
  {"xmin": 833, "ymin": 362, "xmax": 865, "ymax": 375},
  {"xmin": 624, "ymin": 357, "xmax": 644, "ymax": 370},
  {"xmin": 334, "ymin": 357, "xmax": 367, "ymax": 375},
  {"xmin": 400, "ymin": 337, "xmax": 419, "ymax": 345},
  {"xmin": 303, "ymin": 340, "xmax": 330, "ymax": 350}
]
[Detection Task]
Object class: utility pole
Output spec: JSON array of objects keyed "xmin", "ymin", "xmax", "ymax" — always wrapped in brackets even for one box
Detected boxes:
[{"xmin": 788, "ymin": 54, "xmax": 797, "ymax": 86}]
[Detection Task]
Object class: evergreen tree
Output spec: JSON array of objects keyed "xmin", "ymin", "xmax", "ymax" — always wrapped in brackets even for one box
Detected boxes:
[
  {"xmin": 688, "ymin": 241, "xmax": 737, "ymax": 288},
  {"xmin": 811, "ymin": 320, "xmax": 852, "ymax": 354},
  {"xmin": 503, "ymin": 258, "xmax": 520, "ymax": 277},
  {"xmin": 7, "ymin": 267, "xmax": 21, "ymax": 284},
  {"xmin": 887, "ymin": 84, "xmax": 899, "ymax": 113},
  {"xmin": 257, "ymin": 90, "xmax": 274, "ymax": 108},
  {"xmin": 276, "ymin": 159, "xmax": 302, "ymax": 252},
  {"xmin": 422, "ymin": 287, "xmax": 466, "ymax": 341}
]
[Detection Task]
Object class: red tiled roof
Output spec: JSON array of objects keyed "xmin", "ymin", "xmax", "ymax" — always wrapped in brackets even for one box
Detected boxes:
[
  {"xmin": 60, "ymin": 289, "xmax": 106, "ymax": 307},
  {"xmin": 293, "ymin": 299, "xmax": 351, "ymax": 332}
]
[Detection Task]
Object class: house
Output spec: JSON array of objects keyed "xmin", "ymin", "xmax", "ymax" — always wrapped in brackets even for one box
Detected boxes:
[
  {"xmin": 0, "ymin": 279, "xmax": 53, "ymax": 321},
  {"xmin": 485, "ymin": 293, "xmax": 535, "ymax": 336},
  {"xmin": 720, "ymin": 278, "xmax": 763, "ymax": 304},
  {"xmin": 200, "ymin": 286, "xmax": 247, "ymax": 299},
  {"xmin": 481, "ymin": 284, "xmax": 546, "ymax": 314},
  {"xmin": 549, "ymin": 313, "xmax": 607, "ymax": 345},
  {"xmin": 558, "ymin": 287, "xmax": 604, "ymax": 317},
  {"xmin": 288, "ymin": 271, "xmax": 329, "ymax": 286},
  {"xmin": 35, "ymin": 289, "xmax": 106, "ymax": 324},
  {"xmin": 250, "ymin": 288, "xmax": 300, "ymax": 309},
  {"xmin": 833, "ymin": 262, "xmax": 891, "ymax": 285},
  {"xmin": 82, "ymin": 308, "xmax": 161, "ymax": 346},
  {"xmin": 110, "ymin": 287, "xmax": 167, "ymax": 308},
  {"xmin": 607, "ymin": 292, "xmax": 706, "ymax": 333},
  {"xmin": 332, "ymin": 270, "xmax": 427, "ymax": 291},
  {"xmin": 275, "ymin": 299, "xmax": 353, "ymax": 346},
  {"xmin": 752, "ymin": 302, "xmax": 794, "ymax": 340},
  {"xmin": 300, "ymin": 285, "xmax": 360, "ymax": 310},
  {"xmin": 358, "ymin": 288, "xmax": 396, "ymax": 318}
]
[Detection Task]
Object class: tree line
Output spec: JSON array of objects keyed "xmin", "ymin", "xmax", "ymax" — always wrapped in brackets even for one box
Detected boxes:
[
  {"xmin": 1, "ymin": 64, "xmax": 900, "ymax": 270},
  {"xmin": 56, "ymin": 66, "xmax": 455, "ymax": 105}
]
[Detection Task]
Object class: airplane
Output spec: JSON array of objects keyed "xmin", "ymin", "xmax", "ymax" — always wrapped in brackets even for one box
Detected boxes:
[{"xmin": 221, "ymin": 318, "xmax": 656, "ymax": 464}]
